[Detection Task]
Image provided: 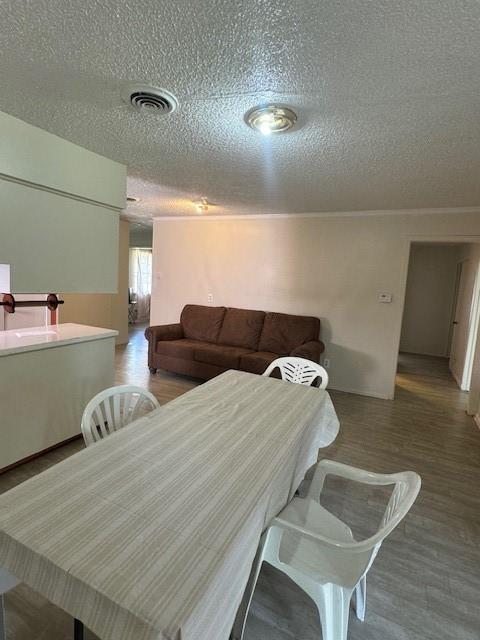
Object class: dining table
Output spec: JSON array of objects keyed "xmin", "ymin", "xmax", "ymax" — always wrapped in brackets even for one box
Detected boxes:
[{"xmin": 0, "ymin": 369, "xmax": 339, "ymax": 640}]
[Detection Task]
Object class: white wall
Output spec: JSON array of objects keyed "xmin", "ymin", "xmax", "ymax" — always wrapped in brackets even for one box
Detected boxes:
[
  {"xmin": 399, "ymin": 244, "xmax": 461, "ymax": 357},
  {"xmin": 2, "ymin": 294, "xmax": 50, "ymax": 331},
  {"xmin": 151, "ymin": 212, "xmax": 480, "ymax": 399},
  {"xmin": 0, "ymin": 110, "xmax": 125, "ymax": 209},
  {"xmin": 0, "ymin": 110, "xmax": 126, "ymax": 293}
]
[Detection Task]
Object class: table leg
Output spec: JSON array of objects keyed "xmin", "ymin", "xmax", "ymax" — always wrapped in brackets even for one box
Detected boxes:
[
  {"xmin": 74, "ymin": 618, "xmax": 84, "ymax": 640},
  {"xmin": 0, "ymin": 594, "xmax": 5, "ymax": 640},
  {"xmin": 0, "ymin": 568, "xmax": 20, "ymax": 640},
  {"xmin": 230, "ymin": 534, "xmax": 266, "ymax": 640}
]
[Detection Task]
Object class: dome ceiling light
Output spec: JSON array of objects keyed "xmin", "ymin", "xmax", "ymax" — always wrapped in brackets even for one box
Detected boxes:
[
  {"xmin": 193, "ymin": 197, "xmax": 209, "ymax": 213},
  {"xmin": 245, "ymin": 104, "xmax": 297, "ymax": 135}
]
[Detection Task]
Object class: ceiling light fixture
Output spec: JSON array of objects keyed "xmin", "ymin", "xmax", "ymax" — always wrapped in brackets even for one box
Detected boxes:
[
  {"xmin": 245, "ymin": 104, "xmax": 297, "ymax": 135},
  {"xmin": 193, "ymin": 197, "xmax": 209, "ymax": 213},
  {"xmin": 126, "ymin": 196, "xmax": 139, "ymax": 203}
]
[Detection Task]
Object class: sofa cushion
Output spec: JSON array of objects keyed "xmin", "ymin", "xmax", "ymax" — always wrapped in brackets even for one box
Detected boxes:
[
  {"xmin": 258, "ymin": 312, "xmax": 320, "ymax": 355},
  {"xmin": 180, "ymin": 304, "xmax": 226, "ymax": 343},
  {"xmin": 194, "ymin": 343, "xmax": 253, "ymax": 369},
  {"xmin": 218, "ymin": 307, "xmax": 266, "ymax": 350},
  {"xmin": 240, "ymin": 351, "xmax": 278, "ymax": 375},
  {"xmin": 156, "ymin": 339, "xmax": 207, "ymax": 360}
]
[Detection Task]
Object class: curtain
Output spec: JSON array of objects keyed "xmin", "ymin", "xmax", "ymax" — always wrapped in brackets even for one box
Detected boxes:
[{"xmin": 129, "ymin": 248, "xmax": 152, "ymax": 322}]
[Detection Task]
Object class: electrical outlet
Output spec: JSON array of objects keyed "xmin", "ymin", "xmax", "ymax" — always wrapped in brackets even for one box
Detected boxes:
[
  {"xmin": 323, "ymin": 358, "xmax": 330, "ymax": 369},
  {"xmin": 207, "ymin": 293, "xmax": 213, "ymax": 303}
]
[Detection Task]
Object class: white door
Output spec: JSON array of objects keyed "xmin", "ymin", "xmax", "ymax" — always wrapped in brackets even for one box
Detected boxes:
[{"xmin": 449, "ymin": 259, "xmax": 479, "ymax": 389}]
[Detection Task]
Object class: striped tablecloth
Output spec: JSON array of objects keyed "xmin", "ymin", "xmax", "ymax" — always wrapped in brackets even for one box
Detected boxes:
[{"xmin": 0, "ymin": 370, "xmax": 339, "ymax": 640}]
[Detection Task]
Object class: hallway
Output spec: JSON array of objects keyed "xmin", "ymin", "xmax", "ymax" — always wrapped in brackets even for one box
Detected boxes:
[{"xmin": 1, "ymin": 331, "xmax": 479, "ymax": 639}]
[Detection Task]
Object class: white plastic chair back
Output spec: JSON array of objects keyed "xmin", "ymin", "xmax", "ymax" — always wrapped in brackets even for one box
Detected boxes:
[
  {"xmin": 232, "ymin": 459, "xmax": 421, "ymax": 640},
  {"xmin": 81, "ymin": 385, "xmax": 160, "ymax": 446},
  {"xmin": 306, "ymin": 459, "xmax": 421, "ymax": 552},
  {"xmin": 263, "ymin": 356, "xmax": 329, "ymax": 389}
]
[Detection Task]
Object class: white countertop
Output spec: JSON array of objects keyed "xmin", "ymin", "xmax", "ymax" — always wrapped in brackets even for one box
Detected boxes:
[{"xmin": 0, "ymin": 323, "xmax": 118, "ymax": 357}]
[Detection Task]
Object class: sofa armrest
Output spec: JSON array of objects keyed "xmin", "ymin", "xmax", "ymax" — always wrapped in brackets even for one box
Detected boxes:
[
  {"xmin": 145, "ymin": 324, "xmax": 184, "ymax": 371},
  {"xmin": 290, "ymin": 340, "xmax": 325, "ymax": 363},
  {"xmin": 145, "ymin": 323, "xmax": 184, "ymax": 343}
]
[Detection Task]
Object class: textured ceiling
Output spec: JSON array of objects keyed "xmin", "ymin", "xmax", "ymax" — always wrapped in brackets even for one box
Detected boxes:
[{"xmin": 1, "ymin": 0, "xmax": 480, "ymax": 221}]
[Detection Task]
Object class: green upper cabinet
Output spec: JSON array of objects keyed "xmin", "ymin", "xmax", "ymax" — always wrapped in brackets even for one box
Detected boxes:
[{"xmin": 0, "ymin": 111, "xmax": 126, "ymax": 293}]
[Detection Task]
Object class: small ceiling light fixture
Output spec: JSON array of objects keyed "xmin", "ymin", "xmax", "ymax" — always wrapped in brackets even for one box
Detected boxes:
[
  {"xmin": 193, "ymin": 197, "xmax": 209, "ymax": 213},
  {"xmin": 126, "ymin": 196, "xmax": 139, "ymax": 203},
  {"xmin": 245, "ymin": 104, "xmax": 297, "ymax": 135}
]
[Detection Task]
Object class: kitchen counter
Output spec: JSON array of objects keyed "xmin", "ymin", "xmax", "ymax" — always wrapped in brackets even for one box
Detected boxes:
[
  {"xmin": 0, "ymin": 323, "xmax": 117, "ymax": 471},
  {"xmin": 0, "ymin": 322, "xmax": 118, "ymax": 357}
]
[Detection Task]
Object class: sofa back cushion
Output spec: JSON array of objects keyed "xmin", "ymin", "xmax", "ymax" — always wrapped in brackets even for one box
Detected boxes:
[
  {"xmin": 218, "ymin": 307, "xmax": 266, "ymax": 350},
  {"xmin": 258, "ymin": 312, "xmax": 320, "ymax": 355},
  {"xmin": 180, "ymin": 304, "xmax": 226, "ymax": 343}
]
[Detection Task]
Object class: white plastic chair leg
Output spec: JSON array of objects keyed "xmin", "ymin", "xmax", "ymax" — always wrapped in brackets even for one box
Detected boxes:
[
  {"xmin": 355, "ymin": 575, "xmax": 366, "ymax": 621},
  {"xmin": 316, "ymin": 584, "xmax": 351, "ymax": 640}
]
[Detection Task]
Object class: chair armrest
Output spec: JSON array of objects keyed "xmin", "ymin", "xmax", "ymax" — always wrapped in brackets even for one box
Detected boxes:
[
  {"xmin": 309, "ymin": 459, "xmax": 414, "ymax": 490},
  {"xmin": 307, "ymin": 459, "xmax": 395, "ymax": 501},
  {"xmin": 145, "ymin": 323, "xmax": 184, "ymax": 343},
  {"xmin": 271, "ymin": 517, "xmax": 360, "ymax": 551},
  {"xmin": 290, "ymin": 340, "xmax": 324, "ymax": 362}
]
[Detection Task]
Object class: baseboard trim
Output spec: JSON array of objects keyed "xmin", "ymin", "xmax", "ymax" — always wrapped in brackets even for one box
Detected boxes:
[
  {"xmin": 449, "ymin": 367, "xmax": 468, "ymax": 391},
  {"xmin": 0, "ymin": 433, "xmax": 83, "ymax": 475},
  {"xmin": 400, "ymin": 350, "xmax": 449, "ymax": 359},
  {"xmin": 328, "ymin": 384, "xmax": 392, "ymax": 401}
]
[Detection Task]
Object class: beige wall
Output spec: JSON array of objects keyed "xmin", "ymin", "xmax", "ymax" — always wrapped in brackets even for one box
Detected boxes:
[
  {"xmin": 400, "ymin": 244, "xmax": 461, "ymax": 357},
  {"xmin": 111, "ymin": 220, "xmax": 130, "ymax": 344},
  {"xmin": 151, "ymin": 212, "xmax": 480, "ymax": 399},
  {"xmin": 60, "ymin": 220, "xmax": 129, "ymax": 345}
]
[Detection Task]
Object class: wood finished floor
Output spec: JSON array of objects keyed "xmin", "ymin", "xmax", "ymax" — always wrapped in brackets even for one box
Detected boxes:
[{"xmin": 1, "ymin": 329, "xmax": 479, "ymax": 640}]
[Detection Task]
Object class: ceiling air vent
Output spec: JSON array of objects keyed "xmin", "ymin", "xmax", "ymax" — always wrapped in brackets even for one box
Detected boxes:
[{"xmin": 122, "ymin": 84, "xmax": 177, "ymax": 115}]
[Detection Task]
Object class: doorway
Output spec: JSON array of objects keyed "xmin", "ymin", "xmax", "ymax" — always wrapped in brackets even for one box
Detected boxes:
[{"xmin": 397, "ymin": 242, "xmax": 480, "ymax": 392}]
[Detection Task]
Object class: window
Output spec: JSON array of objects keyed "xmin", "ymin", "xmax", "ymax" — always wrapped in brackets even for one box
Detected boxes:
[{"xmin": 129, "ymin": 248, "xmax": 152, "ymax": 322}]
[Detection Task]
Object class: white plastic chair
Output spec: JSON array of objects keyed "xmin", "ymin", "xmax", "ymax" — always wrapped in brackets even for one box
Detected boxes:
[
  {"xmin": 263, "ymin": 356, "xmax": 329, "ymax": 389},
  {"xmin": 234, "ymin": 459, "xmax": 421, "ymax": 640},
  {"xmin": 81, "ymin": 385, "xmax": 160, "ymax": 446}
]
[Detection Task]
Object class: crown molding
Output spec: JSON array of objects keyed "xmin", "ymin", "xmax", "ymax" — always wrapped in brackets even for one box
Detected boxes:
[{"xmin": 152, "ymin": 206, "xmax": 480, "ymax": 222}]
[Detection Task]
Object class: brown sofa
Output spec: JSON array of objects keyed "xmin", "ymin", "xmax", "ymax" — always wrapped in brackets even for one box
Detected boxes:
[{"xmin": 145, "ymin": 304, "xmax": 324, "ymax": 380}]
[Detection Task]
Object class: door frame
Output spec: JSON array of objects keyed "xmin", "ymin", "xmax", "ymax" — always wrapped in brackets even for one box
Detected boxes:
[
  {"xmin": 393, "ymin": 234, "xmax": 480, "ymax": 399},
  {"xmin": 446, "ymin": 261, "xmax": 462, "ymax": 357},
  {"xmin": 460, "ymin": 260, "xmax": 480, "ymax": 391}
]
